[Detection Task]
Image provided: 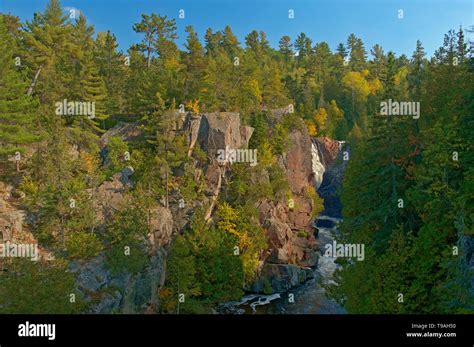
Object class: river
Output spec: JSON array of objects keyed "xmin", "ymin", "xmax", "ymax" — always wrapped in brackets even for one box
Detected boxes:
[{"xmin": 219, "ymin": 139, "xmax": 348, "ymax": 314}]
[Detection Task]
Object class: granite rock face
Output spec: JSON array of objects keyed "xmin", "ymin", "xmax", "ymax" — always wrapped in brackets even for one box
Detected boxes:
[
  {"xmin": 184, "ymin": 112, "xmax": 254, "ymax": 157},
  {"xmin": 184, "ymin": 112, "xmax": 254, "ymax": 220},
  {"xmin": 87, "ymin": 172, "xmax": 130, "ymax": 226},
  {"xmin": 0, "ymin": 182, "xmax": 51, "ymax": 259},
  {"xmin": 249, "ymin": 131, "xmax": 348, "ymax": 294},
  {"xmin": 100, "ymin": 122, "xmax": 143, "ymax": 148},
  {"xmin": 71, "ymin": 249, "xmax": 167, "ymax": 314},
  {"xmin": 183, "ymin": 112, "xmax": 324, "ymax": 294}
]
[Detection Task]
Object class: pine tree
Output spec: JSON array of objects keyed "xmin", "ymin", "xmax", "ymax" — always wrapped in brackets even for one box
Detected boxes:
[
  {"xmin": 94, "ymin": 31, "xmax": 126, "ymax": 115},
  {"xmin": 183, "ymin": 26, "xmax": 206, "ymax": 101},
  {"xmin": 336, "ymin": 42, "xmax": 348, "ymax": 59},
  {"xmin": 294, "ymin": 32, "xmax": 312, "ymax": 64},
  {"xmin": 133, "ymin": 13, "xmax": 177, "ymax": 68},
  {"xmin": 278, "ymin": 35, "xmax": 292, "ymax": 55},
  {"xmin": 24, "ymin": 0, "xmax": 73, "ymax": 100},
  {"xmin": 369, "ymin": 44, "xmax": 386, "ymax": 81},
  {"xmin": 0, "ymin": 16, "xmax": 43, "ymax": 168},
  {"xmin": 347, "ymin": 34, "xmax": 367, "ymax": 71},
  {"xmin": 456, "ymin": 26, "xmax": 467, "ymax": 64},
  {"xmin": 408, "ymin": 40, "xmax": 426, "ymax": 100},
  {"xmin": 221, "ymin": 25, "xmax": 240, "ymax": 58},
  {"xmin": 80, "ymin": 61, "xmax": 108, "ymax": 132}
]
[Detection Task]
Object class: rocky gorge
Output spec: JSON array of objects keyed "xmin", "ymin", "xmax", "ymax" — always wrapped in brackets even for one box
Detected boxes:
[{"xmin": 2, "ymin": 109, "xmax": 472, "ymax": 314}]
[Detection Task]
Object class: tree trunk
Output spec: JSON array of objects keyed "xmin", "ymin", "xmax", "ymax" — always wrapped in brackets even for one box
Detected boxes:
[
  {"xmin": 147, "ymin": 47, "xmax": 151, "ymax": 68},
  {"xmin": 27, "ymin": 67, "xmax": 42, "ymax": 96}
]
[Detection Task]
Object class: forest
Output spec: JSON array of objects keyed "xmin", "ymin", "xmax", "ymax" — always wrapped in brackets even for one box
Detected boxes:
[{"xmin": 0, "ymin": 0, "xmax": 472, "ymax": 314}]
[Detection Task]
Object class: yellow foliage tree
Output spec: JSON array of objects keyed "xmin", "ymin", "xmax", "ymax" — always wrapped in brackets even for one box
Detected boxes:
[
  {"xmin": 216, "ymin": 203, "xmax": 265, "ymax": 283},
  {"xmin": 307, "ymin": 122, "xmax": 317, "ymax": 137},
  {"xmin": 314, "ymin": 107, "xmax": 328, "ymax": 134},
  {"xmin": 258, "ymin": 142, "xmax": 276, "ymax": 167},
  {"xmin": 369, "ymin": 78, "xmax": 382, "ymax": 94},
  {"xmin": 245, "ymin": 79, "xmax": 262, "ymax": 104},
  {"xmin": 79, "ymin": 152, "xmax": 97, "ymax": 175},
  {"xmin": 186, "ymin": 99, "xmax": 200, "ymax": 113},
  {"xmin": 342, "ymin": 71, "xmax": 371, "ymax": 100},
  {"xmin": 217, "ymin": 202, "xmax": 249, "ymax": 249}
]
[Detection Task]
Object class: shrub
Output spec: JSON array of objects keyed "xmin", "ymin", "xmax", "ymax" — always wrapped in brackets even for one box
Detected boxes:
[{"xmin": 66, "ymin": 231, "xmax": 103, "ymax": 260}]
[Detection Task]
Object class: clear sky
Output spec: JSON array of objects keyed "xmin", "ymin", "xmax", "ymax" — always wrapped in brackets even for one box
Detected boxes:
[{"xmin": 1, "ymin": 0, "xmax": 473, "ymax": 57}]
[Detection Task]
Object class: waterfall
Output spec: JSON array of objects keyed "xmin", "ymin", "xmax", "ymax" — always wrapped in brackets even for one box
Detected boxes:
[
  {"xmin": 217, "ymin": 137, "xmax": 346, "ymax": 314},
  {"xmin": 311, "ymin": 141, "xmax": 326, "ymax": 189}
]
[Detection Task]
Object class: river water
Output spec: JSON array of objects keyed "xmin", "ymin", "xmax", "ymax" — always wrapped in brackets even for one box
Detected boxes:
[
  {"xmin": 218, "ymin": 139, "xmax": 347, "ymax": 314},
  {"xmin": 223, "ymin": 217, "xmax": 345, "ymax": 314}
]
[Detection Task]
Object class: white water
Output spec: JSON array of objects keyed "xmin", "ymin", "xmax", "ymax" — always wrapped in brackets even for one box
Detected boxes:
[
  {"xmin": 311, "ymin": 142, "xmax": 326, "ymax": 189},
  {"xmin": 217, "ymin": 139, "xmax": 345, "ymax": 314},
  {"xmin": 314, "ymin": 223, "xmax": 342, "ymax": 287}
]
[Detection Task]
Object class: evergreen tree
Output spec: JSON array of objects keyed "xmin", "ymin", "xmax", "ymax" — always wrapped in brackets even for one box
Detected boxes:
[
  {"xmin": 336, "ymin": 42, "xmax": 348, "ymax": 59},
  {"xmin": 408, "ymin": 40, "xmax": 426, "ymax": 100},
  {"xmin": 94, "ymin": 31, "xmax": 126, "ymax": 115},
  {"xmin": 347, "ymin": 34, "xmax": 367, "ymax": 71},
  {"xmin": 183, "ymin": 26, "xmax": 206, "ymax": 101},
  {"xmin": 133, "ymin": 13, "xmax": 177, "ymax": 68},
  {"xmin": 0, "ymin": 16, "xmax": 43, "ymax": 167}
]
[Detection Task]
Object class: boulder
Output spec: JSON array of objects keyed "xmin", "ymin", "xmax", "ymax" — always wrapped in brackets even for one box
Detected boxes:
[
  {"xmin": 197, "ymin": 112, "xmax": 242, "ymax": 158},
  {"xmin": 259, "ymin": 199, "xmax": 319, "ymax": 268},
  {"xmin": 120, "ymin": 166, "xmax": 135, "ymax": 186},
  {"xmin": 267, "ymin": 107, "xmax": 291, "ymax": 126}
]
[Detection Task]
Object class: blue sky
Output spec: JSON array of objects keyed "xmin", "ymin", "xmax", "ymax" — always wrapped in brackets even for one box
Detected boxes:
[{"xmin": 1, "ymin": 0, "xmax": 472, "ymax": 57}]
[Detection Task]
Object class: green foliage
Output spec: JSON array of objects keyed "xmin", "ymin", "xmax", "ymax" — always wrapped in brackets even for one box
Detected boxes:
[
  {"xmin": 306, "ymin": 186, "xmax": 324, "ymax": 219},
  {"xmin": 249, "ymin": 113, "xmax": 269, "ymax": 149},
  {"xmin": 0, "ymin": 258, "xmax": 86, "ymax": 314},
  {"xmin": 161, "ymin": 208, "xmax": 245, "ymax": 313},
  {"xmin": 104, "ymin": 192, "xmax": 150, "ymax": 274},
  {"xmin": 104, "ymin": 136, "xmax": 129, "ymax": 176},
  {"xmin": 263, "ymin": 278, "xmax": 273, "ymax": 295},
  {"xmin": 66, "ymin": 231, "xmax": 103, "ymax": 260},
  {"xmin": 330, "ymin": 28, "xmax": 474, "ymax": 313},
  {"xmin": 105, "ymin": 239, "xmax": 148, "ymax": 275},
  {"xmin": 179, "ymin": 163, "xmax": 203, "ymax": 201},
  {"xmin": 2, "ymin": 0, "xmax": 472, "ymax": 314},
  {"xmin": 270, "ymin": 123, "xmax": 289, "ymax": 155},
  {"xmin": 0, "ymin": 16, "xmax": 43, "ymax": 160}
]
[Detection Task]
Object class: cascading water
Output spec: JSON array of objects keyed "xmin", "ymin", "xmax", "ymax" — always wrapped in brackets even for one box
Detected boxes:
[
  {"xmin": 312, "ymin": 141, "xmax": 325, "ymax": 189},
  {"xmin": 218, "ymin": 138, "xmax": 346, "ymax": 314},
  {"xmin": 260, "ymin": 139, "xmax": 345, "ymax": 314}
]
